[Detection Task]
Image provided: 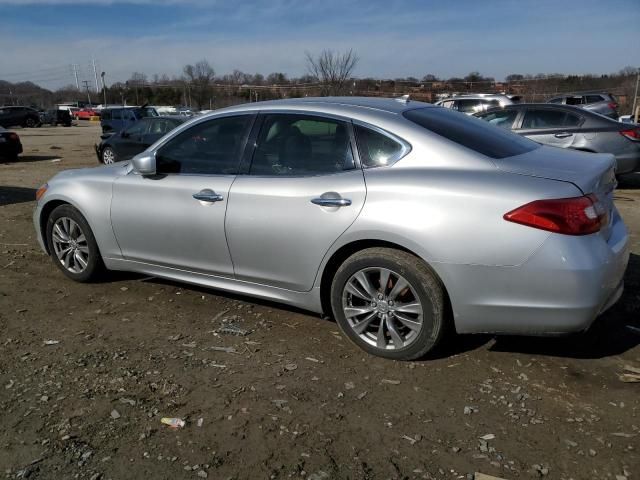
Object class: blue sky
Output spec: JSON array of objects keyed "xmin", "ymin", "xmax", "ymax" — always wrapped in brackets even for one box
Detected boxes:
[{"xmin": 0, "ymin": 0, "xmax": 639, "ymax": 89}]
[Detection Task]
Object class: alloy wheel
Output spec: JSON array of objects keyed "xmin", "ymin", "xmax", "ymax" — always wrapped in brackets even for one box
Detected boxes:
[
  {"xmin": 51, "ymin": 217, "xmax": 90, "ymax": 274},
  {"xmin": 341, "ymin": 267, "xmax": 423, "ymax": 350},
  {"xmin": 102, "ymin": 148, "xmax": 115, "ymax": 164}
]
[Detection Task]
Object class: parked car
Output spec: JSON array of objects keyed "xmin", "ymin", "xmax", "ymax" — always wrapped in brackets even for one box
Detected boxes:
[
  {"xmin": 547, "ymin": 92, "xmax": 619, "ymax": 119},
  {"xmin": 0, "ymin": 106, "xmax": 41, "ymax": 128},
  {"xmin": 39, "ymin": 109, "xmax": 73, "ymax": 127},
  {"xmin": 75, "ymin": 108, "xmax": 100, "ymax": 120},
  {"xmin": 100, "ymin": 106, "xmax": 158, "ymax": 133},
  {"xmin": 34, "ymin": 97, "xmax": 629, "ymax": 360},
  {"xmin": 474, "ymin": 104, "xmax": 640, "ymax": 174},
  {"xmin": 0, "ymin": 127, "xmax": 22, "ymax": 161},
  {"xmin": 434, "ymin": 94, "xmax": 513, "ymax": 115},
  {"xmin": 95, "ymin": 116, "xmax": 185, "ymax": 164}
]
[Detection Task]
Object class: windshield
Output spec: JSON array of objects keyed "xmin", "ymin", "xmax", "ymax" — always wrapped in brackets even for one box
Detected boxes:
[
  {"xmin": 135, "ymin": 107, "xmax": 158, "ymax": 118},
  {"xmin": 403, "ymin": 107, "xmax": 539, "ymax": 159}
]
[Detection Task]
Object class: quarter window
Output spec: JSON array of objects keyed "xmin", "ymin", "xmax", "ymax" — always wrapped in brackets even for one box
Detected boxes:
[
  {"xmin": 156, "ymin": 115, "xmax": 251, "ymax": 175},
  {"xmin": 585, "ymin": 95, "xmax": 604, "ymax": 104},
  {"xmin": 354, "ymin": 125, "xmax": 406, "ymax": 167},
  {"xmin": 250, "ymin": 114, "xmax": 354, "ymax": 176}
]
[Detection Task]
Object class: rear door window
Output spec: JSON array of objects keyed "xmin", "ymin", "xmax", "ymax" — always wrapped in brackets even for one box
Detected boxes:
[
  {"xmin": 250, "ymin": 114, "xmax": 354, "ymax": 176},
  {"xmin": 455, "ymin": 99, "xmax": 483, "ymax": 114},
  {"xmin": 403, "ymin": 107, "xmax": 538, "ymax": 159},
  {"xmin": 565, "ymin": 96, "xmax": 584, "ymax": 105},
  {"xmin": 521, "ymin": 109, "xmax": 581, "ymax": 129}
]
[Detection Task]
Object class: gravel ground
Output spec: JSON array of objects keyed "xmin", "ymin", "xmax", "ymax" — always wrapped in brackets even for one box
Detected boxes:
[{"xmin": 1, "ymin": 124, "xmax": 639, "ymax": 480}]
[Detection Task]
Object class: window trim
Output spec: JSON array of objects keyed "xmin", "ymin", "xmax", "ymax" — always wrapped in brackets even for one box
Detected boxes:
[
  {"xmin": 151, "ymin": 113, "xmax": 257, "ymax": 177},
  {"xmin": 352, "ymin": 119, "xmax": 412, "ymax": 168},
  {"xmin": 243, "ymin": 111, "xmax": 361, "ymax": 178}
]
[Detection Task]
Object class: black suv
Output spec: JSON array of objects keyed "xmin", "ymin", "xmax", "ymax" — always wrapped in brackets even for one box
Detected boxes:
[
  {"xmin": 39, "ymin": 109, "xmax": 73, "ymax": 127},
  {"xmin": 100, "ymin": 106, "xmax": 158, "ymax": 133},
  {"xmin": 0, "ymin": 106, "xmax": 41, "ymax": 128}
]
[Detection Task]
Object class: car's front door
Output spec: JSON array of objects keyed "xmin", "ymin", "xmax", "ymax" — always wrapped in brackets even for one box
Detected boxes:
[
  {"xmin": 225, "ymin": 112, "xmax": 366, "ymax": 291},
  {"xmin": 110, "ymin": 114, "xmax": 255, "ymax": 276},
  {"xmin": 516, "ymin": 108, "xmax": 582, "ymax": 148}
]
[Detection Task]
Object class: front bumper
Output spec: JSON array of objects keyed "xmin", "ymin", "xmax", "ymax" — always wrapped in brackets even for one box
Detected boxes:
[{"xmin": 439, "ymin": 207, "xmax": 630, "ymax": 335}]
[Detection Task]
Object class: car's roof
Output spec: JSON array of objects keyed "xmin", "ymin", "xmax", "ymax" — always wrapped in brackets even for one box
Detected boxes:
[
  {"xmin": 549, "ymin": 91, "xmax": 612, "ymax": 98},
  {"xmin": 221, "ymin": 97, "xmax": 435, "ymax": 115}
]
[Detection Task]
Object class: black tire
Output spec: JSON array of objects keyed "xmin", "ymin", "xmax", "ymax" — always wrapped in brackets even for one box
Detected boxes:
[
  {"xmin": 331, "ymin": 248, "xmax": 446, "ymax": 360},
  {"xmin": 101, "ymin": 146, "xmax": 117, "ymax": 164},
  {"xmin": 24, "ymin": 117, "xmax": 37, "ymax": 128},
  {"xmin": 46, "ymin": 204, "xmax": 105, "ymax": 282}
]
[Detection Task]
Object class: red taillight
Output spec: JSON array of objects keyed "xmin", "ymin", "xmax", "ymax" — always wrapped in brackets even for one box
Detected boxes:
[
  {"xmin": 504, "ymin": 195, "xmax": 605, "ymax": 235},
  {"xmin": 608, "ymin": 102, "xmax": 618, "ymax": 110},
  {"xmin": 8, "ymin": 133, "xmax": 19, "ymax": 141},
  {"xmin": 620, "ymin": 128, "xmax": 640, "ymax": 142}
]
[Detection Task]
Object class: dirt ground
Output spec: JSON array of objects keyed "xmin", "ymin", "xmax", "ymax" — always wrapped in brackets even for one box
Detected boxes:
[{"xmin": 0, "ymin": 124, "xmax": 639, "ymax": 480}]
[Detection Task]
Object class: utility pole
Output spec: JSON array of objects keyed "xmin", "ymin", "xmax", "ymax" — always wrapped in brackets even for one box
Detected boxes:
[
  {"xmin": 82, "ymin": 80, "xmax": 92, "ymax": 105},
  {"xmin": 632, "ymin": 67, "xmax": 640, "ymax": 123},
  {"xmin": 92, "ymin": 58, "xmax": 100, "ymax": 93},
  {"xmin": 72, "ymin": 64, "xmax": 80, "ymax": 91},
  {"xmin": 100, "ymin": 71, "xmax": 107, "ymax": 106}
]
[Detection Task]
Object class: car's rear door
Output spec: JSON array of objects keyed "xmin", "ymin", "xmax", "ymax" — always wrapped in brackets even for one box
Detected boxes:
[
  {"xmin": 225, "ymin": 112, "xmax": 366, "ymax": 291},
  {"xmin": 515, "ymin": 108, "xmax": 583, "ymax": 148},
  {"xmin": 111, "ymin": 114, "xmax": 255, "ymax": 276}
]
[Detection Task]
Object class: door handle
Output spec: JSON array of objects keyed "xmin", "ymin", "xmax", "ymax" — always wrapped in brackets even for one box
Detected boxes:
[
  {"xmin": 311, "ymin": 197, "xmax": 352, "ymax": 207},
  {"xmin": 193, "ymin": 190, "xmax": 224, "ymax": 203},
  {"xmin": 554, "ymin": 132, "xmax": 573, "ymax": 138}
]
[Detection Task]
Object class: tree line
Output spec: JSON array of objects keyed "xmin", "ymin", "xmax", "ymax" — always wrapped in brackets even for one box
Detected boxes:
[{"xmin": 1, "ymin": 49, "xmax": 638, "ymax": 114}]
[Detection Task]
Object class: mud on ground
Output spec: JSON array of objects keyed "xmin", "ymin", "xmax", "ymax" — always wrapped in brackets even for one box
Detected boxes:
[{"xmin": 1, "ymin": 124, "xmax": 639, "ymax": 480}]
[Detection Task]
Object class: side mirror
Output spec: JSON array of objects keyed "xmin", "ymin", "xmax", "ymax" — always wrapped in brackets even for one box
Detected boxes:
[{"xmin": 131, "ymin": 152, "xmax": 156, "ymax": 175}]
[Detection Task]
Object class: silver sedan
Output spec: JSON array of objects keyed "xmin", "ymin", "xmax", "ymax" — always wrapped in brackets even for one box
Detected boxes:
[{"xmin": 33, "ymin": 97, "xmax": 630, "ymax": 360}]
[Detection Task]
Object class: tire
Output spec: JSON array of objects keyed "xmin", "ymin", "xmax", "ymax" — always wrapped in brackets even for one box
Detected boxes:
[
  {"xmin": 46, "ymin": 204, "xmax": 105, "ymax": 282},
  {"xmin": 331, "ymin": 248, "xmax": 446, "ymax": 360},
  {"xmin": 101, "ymin": 146, "xmax": 117, "ymax": 164},
  {"xmin": 24, "ymin": 117, "xmax": 37, "ymax": 128}
]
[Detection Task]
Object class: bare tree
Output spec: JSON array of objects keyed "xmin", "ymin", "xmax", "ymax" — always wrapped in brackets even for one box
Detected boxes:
[
  {"xmin": 305, "ymin": 49, "xmax": 359, "ymax": 96},
  {"xmin": 183, "ymin": 60, "xmax": 215, "ymax": 109}
]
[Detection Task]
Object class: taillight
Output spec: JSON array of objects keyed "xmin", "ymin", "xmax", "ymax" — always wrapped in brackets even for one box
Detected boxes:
[
  {"xmin": 620, "ymin": 128, "xmax": 640, "ymax": 142},
  {"xmin": 504, "ymin": 194, "xmax": 606, "ymax": 235},
  {"xmin": 608, "ymin": 102, "xmax": 618, "ymax": 110},
  {"xmin": 8, "ymin": 133, "xmax": 19, "ymax": 141}
]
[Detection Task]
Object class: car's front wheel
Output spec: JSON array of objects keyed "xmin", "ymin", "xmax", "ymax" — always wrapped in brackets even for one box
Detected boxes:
[
  {"xmin": 331, "ymin": 248, "xmax": 446, "ymax": 360},
  {"xmin": 24, "ymin": 117, "xmax": 37, "ymax": 128},
  {"xmin": 46, "ymin": 204, "xmax": 105, "ymax": 282},
  {"xmin": 101, "ymin": 146, "xmax": 116, "ymax": 164}
]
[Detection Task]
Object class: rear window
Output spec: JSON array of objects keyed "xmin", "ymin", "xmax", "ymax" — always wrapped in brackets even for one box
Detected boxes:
[{"xmin": 404, "ymin": 107, "xmax": 538, "ymax": 159}]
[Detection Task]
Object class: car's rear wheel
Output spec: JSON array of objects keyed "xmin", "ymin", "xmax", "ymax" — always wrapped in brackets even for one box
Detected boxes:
[
  {"xmin": 46, "ymin": 205, "xmax": 105, "ymax": 282},
  {"xmin": 24, "ymin": 117, "xmax": 36, "ymax": 128},
  {"xmin": 331, "ymin": 248, "xmax": 446, "ymax": 360},
  {"xmin": 101, "ymin": 146, "xmax": 116, "ymax": 164}
]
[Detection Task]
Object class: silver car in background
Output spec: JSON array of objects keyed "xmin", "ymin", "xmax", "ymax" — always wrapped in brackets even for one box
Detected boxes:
[
  {"xmin": 435, "ymin": 93, "xmax": 514, "ymax": 115},
  {"xmin": 474, "ymin": 103, "xmax": 640, "ymax": 174},
  {"xmin": 33, "ymin": 97, "xmax": 630, "ymax": 360},
  {"xmin": 547, "ymin": 92, "xmax": 619, "ymax": 119}
]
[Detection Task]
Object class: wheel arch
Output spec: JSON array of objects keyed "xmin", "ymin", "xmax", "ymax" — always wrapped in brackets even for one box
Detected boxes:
[
  {"xmin": 318, "ymin": 239, "xmax": 452, "ymax": 323},
  {"xmin": 39, "ymin": 200, "xmax": 72, "ymax": 254}
]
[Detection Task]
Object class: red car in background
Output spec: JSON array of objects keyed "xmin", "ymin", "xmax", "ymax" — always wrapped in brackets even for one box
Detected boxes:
[{"xmin": 74, "ymin": 108, "xmax": 100, "ymax": 120}]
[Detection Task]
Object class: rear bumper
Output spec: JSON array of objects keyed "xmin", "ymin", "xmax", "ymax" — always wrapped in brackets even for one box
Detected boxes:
[
  {"xmin": 439, "ymin": 208, "xmax": 630, "ymax": 335},
  {"xmin": 615, "ymin": 151, "xmax": 640, "ymax": 174}
]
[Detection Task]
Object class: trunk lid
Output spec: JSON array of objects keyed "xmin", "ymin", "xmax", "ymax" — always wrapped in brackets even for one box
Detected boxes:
[{"xmin": 496, "ymin": 145, "xmax": 617, "ymax": 239}]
